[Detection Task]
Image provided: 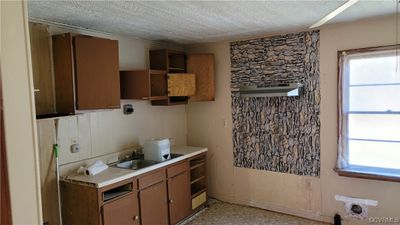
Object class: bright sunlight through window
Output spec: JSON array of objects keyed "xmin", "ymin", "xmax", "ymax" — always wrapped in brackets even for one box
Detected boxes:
[{"xmin": 344, "ymin": 50, "xmax": 400, "ymax": 171}]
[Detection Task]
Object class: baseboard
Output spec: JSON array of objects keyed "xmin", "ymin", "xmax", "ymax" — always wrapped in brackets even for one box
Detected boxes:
[{"xmin": 211, "ymin": 195, "xmax": 333, "ymax": 224}]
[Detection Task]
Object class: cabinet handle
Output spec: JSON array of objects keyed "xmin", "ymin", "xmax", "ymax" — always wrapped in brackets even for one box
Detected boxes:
[
  {"xmin": 133, "ymin": 215, "xmax": 139, "ymax": 220},
  {"xmin": 169, "ymin": 199, "xmax": 173, "ymax": 204}
]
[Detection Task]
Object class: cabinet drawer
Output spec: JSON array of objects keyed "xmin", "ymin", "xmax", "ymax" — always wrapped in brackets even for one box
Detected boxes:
[
  {"xmin": 192, "ymin": 191, "xmax": 207, "ymax": 210},
  {"xmin": 100, "ymin": 179, "xmax": 136, "ymax": 203},
  {"xmin": 167, "ymin": 161, "xmax": 188, "ymax": 178},
  {"xmin": 138, "ymin": 169, "xmax": 166, "ymax": 190}
]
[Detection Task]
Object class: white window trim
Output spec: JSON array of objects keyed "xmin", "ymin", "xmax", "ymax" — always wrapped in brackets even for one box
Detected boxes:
[{"xmin": 336, "ymin": 45, "xmax": 400, "ymax": 182}]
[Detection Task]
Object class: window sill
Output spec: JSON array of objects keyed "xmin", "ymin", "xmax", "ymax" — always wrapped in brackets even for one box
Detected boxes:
[{"xmin": 334, "ymin": 166, "xmax": 400, "ymax": 183}]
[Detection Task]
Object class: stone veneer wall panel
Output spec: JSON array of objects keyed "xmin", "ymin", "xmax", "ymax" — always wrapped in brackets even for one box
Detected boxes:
[{"xmin": 230, "ymin": 30, "xmax": 320, "ymax": 176}]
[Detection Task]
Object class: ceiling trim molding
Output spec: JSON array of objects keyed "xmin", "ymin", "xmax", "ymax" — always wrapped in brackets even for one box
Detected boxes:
[{"xmin": 29, "ymin": 17, "xmax": 113, "ymax": 36}]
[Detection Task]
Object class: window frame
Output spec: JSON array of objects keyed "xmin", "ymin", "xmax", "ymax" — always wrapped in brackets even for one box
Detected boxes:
[{"xmin": 336, "ymin": 45, "xmax": 400, "ymax": 182}]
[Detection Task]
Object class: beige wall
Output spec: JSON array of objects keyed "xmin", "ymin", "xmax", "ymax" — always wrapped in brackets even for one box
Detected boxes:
[
  {"xmin": 1, "ymin": 1, "xmax": 43, "ymax": 224},
  {"xmin": 320, "ymin": 15, "xmax": 400, "ymax": 224},
  {"xmin": 186, "ymin": 40, "xmax": 322, "ymax": 222},
  {"xmin": 186, "ymin": 15, "xmax": 400, "ymax": 224},
  {"xmin": 4, "ymin": 3, "xmax": 399, "ymax": 224},
  {"xmin": 35, "ymin": 23, "xmax": 187, "ymax": 165}
]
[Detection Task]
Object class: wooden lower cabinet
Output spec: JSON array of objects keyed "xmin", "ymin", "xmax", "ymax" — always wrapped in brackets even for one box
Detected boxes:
[
  {"xmin": 168, "ymin": 169, "xmax": 191, "ymax": 224},
  {"xmin": 61, "ymin": 157, "xmax": 205, "ymax": 225},
  {"xmin": 102, "ymin": 192, "xmax": 140, "ymax": 225},
  {"xmin": 139, "ymin": 180, "xmax": 169, "ymax": 225}
]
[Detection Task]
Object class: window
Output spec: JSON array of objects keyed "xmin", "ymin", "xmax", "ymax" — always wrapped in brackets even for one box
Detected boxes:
[{"xmin": 337, "ymin": 46, "xmax": 400, "ymax": 180}]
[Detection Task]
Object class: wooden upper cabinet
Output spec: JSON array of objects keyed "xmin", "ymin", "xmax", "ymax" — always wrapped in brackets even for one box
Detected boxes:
[
  {"xmin": 120, "ymin": 70, "xmax": 168, "ymax": 100},
  {"xmin": 187, "ymin": 54, "xmax": 215, "ymax": 101},
  {"xmin": 74, "ymin": 36, "xmax": 120, "ymax": 110},
  {"xmin": 148, "ymin": 50, "xmax": 215, "ymax": 105},
  {"xmin": 52, "ymin": 33, "xmax": 120, "ymax": 115},
  {"xmin": 150, "ymin": 49, "xmax": 186, "ymax": 72},
  {"xmin": 29, "ymin": 22, "xmax": 56, "ymax": 116},
  {"xmin": 52, "ymin": 33, "xmax": 75, "ymax": 115}
]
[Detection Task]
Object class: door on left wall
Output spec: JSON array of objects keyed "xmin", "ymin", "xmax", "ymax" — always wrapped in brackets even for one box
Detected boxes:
[{"xmin": 1, "ymin": 68, "xmax": 12, "ymax": 225}]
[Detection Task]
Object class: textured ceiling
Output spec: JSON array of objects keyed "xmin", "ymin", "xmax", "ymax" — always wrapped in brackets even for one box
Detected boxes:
[{"xmin": 28, "ymin": 0, "xmax": 397, "ymax": 44}]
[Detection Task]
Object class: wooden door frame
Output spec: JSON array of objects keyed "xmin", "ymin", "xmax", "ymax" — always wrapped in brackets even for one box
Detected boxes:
[{"xmin": 0, "ymin": 66, "xmax": 12, "ymax": 225}]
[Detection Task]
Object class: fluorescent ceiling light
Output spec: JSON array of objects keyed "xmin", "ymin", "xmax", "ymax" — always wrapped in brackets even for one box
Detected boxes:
[{"xmin": 310, "ymin": 0, "xmax": 360, "ymax": 28}]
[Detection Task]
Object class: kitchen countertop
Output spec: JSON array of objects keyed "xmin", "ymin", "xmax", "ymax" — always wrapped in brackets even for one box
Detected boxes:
[{"xmin": 62, "ymin": 146, "xmax": 207, "ymax": 188}]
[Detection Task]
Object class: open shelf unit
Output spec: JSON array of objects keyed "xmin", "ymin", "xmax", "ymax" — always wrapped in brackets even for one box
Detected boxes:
[
  {"xmin": 149, "ymin": 49, "xmax": 192, "ymax": 105},
  {"xmin": 189, "ymin": 154, "xmax": 207, "ymax": 210},
  {"xmin": 149, "ymin": 49, "xmax": 187, "ymax": 72},
  {"xmin": 102, "ymin": 182, "xmax": 133, "ymax": 203},
  {"xmin": 120, "ymin": 69, "xmax": 169, "ymax": 100}
]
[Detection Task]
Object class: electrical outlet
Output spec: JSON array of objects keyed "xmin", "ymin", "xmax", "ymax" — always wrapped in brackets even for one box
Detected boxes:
[
  {"xmin": 123, "ymin": 104, "xmax": 134, "ymax": 115},
  {"xmin": 70, "ymin": 143, "xmax": 81, "ymax": 153}
]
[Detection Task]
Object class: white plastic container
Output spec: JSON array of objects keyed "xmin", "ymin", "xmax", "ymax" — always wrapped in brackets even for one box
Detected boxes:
[{"xmin": 143, "ymin": 138, "xmax": 171, "ymax": 162}]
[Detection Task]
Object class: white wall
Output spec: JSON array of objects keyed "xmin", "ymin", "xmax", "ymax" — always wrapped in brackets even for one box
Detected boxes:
[
  {"xmin": 185, "ymin": 15, "xmax": 400, "ymax": 225},
  {"xmin": 1, "ymin": 1, "xmax": 43, "ymax": 224},
  {"xmin": 36, "ymin": 23, "xmax": 187, "ymax": 165}
]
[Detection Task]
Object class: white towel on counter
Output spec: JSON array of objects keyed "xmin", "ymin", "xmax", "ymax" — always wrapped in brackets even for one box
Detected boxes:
[{"xmin": 77, "ymin": 160, "xmax": 108, "ymax": 176}]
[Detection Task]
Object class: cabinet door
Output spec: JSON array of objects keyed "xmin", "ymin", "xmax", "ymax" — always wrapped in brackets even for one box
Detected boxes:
[
  {"xmin": 29, "ymin": 22, "xmax": 55, "ymax": 115},
  {"xmin": 102, "ymin": 192, "xmax": 140, "ymax": 225},
  {"xmin": 167, "ymin": 73, "xmax": 195, "ymax": 97},
  {"xmin": 168, "ymin": 171, "xmax": 191, "ymax": 225},
  {"xmin": 139, "ymin": 181, "xmax": 169, "ymax": 225},
  {"xmin": 74, "ymin": 36, "xmax": 120, "ymax": 110},
  {"xmin": 52, "ymin": 33, "xmax": 75, "ymax": 115},
  {"xmin": 187, "ymin": 54, "xmax": 215, "ymax": 101}
]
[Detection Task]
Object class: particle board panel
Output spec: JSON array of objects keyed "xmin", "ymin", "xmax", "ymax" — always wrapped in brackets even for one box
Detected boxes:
[
  {"xmin": 191, "ymin": 191, "xmax": 206, "ymax": 210},
  {"xmin": 167, "ymin": 73, "xmax": 195, "ymax": 97}
]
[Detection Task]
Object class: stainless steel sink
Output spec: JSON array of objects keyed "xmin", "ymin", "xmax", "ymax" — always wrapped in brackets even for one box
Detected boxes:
[
  {"xmin": 169, "ymin": 153, "xmax": 183, "ymax": 159},
  {"xmin": 112, "ymin": 159, "xmax": 158, "ymax": 170},
  {"xmin": 111, "ymin": 153, "xmax": 184, "ymax": 170}
]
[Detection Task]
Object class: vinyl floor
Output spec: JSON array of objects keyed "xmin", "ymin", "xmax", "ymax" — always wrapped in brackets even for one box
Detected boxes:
[{"xmin": 183, "ymin": 199, "xmax": 330, "ymax": 225}]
